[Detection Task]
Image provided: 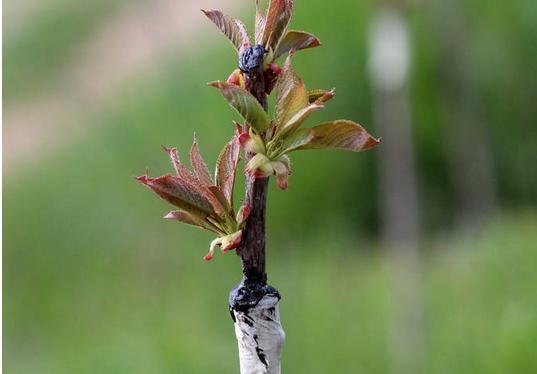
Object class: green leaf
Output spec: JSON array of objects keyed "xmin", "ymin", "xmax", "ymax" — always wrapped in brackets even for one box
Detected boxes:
[
  {"xmin": 208, "ymin": 81, "xmax": 269, "ymax": 132},
  {"xmin": 294, "ymin": 120, "xmax": 380, "ymax": 152},
  {"xmin": 164, "ymin": 210, "xmax": 209, "ymax": 230},
  {"xmin": 274, "ymin": 56, "xmax": 308, "ymax": 133},
  {"xmin": 275, "ymin": 30, "xmax": 321, "ymax": 59},
  {"xmin": 190, "ymin": 134, "xmax": 213, "ymax": 186},
  {"xmin": 278, "ymin": 102, "xmax": 324, "ymax": 138},
  {"xmin": 215, "ymin": 133, "xmax": 241, "ymax": 206},
  {"xmin": 202, "ymin": 9, "xmax": 250, "ymax": 53},
  {"xmin": 307, "ymin": 88, "xmax": 336, "ymax": 104},
  {"xmin": 281, "ymin": 127, "xmax": 315, "ymax": 153}
]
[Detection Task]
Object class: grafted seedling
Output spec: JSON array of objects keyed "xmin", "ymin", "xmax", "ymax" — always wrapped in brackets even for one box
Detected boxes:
[{"xmin": 137, "ymin": 1, "xmax": 379, "ymax": 372}]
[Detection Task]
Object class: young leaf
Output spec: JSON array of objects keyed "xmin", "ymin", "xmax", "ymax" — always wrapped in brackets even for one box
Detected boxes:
[
  {"xmin": 281, "ymin": 127, "xmax": 315, "ymax": 153},
  {"xmin": 201, "ymin": 9, "xmax": 250, "ymax": 53},
  {"xmin": 277, "ymin": 102, "xmax": 324, "ymax": 138},
  {"xmin": 190, "ymin": 135, "xmax": 213, "ymax": 186},
  {"xmin": 307, "ymin": 88, "xmax": 336, "ymax": 104},
  {"xmin": 137, "ymin": 174, "xmax": 215, "ymax": 216},
  {"xmin": 261, "ymin": 0, "xmax": 286, "ymax": 47},
  {"xmin": 162, "ymin": 145, "xmax": 196, "ymax": 183},
  {"xmin": 255, "ymin": 0, "xmax": 266, "ymax": 45},
  {"xmin": 246, "ymin": 153, "xmax": 272, "ymax": 176},
  {"xmin": 271, "ymin": 159, "xmax": 290, "ymax": 190},
  {"xmin": 270, "ymin": 0, "xmax": 294, "ymax": 52},
  {"xmin": 164, "ymin": 210, "xmax": 209, "ymax": 230},
  {"xmin": 208, "ymin": 81, "xmax": 270, "ymax": 133},
  {"xmin": 274, "ymin": 30, "xmax": 321, "ymax": 59},
  {"xmin": 162, "ymin": 146, "xmax": 224, "ymax": 213},
  {"xmin": 236, "ymin": 204, "xmax": 251, "ymax": 227},
  {"xmin": 215, "ymin": 133, "xmax": 241, "ymax": 205},
  {"xmin": 274, "ymin": 56, "xmax": 308, "ymax": 132},
  {"xmin": 262, "ymin": 0, "xmax": 294, "ymax": 52},
  {"xmin": 208, "ymin": 186, "xmax": 232, "ymax": 214},
  {"xmin": 294, "ymin": 120, "xmax": 381, "ymax": 152}
]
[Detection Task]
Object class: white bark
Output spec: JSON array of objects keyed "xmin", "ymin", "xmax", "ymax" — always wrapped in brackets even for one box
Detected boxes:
[{"xmin": 232, "ymin": 294, "xmax": 285, "ymax": 374}]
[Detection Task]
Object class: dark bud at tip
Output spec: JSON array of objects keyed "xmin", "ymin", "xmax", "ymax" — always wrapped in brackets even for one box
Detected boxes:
[{"xmin": 238, "ymin": 44, "xmax": 266, "ymax": 75}]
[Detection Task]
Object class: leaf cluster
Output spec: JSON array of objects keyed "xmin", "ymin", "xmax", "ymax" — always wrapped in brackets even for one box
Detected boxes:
[{"xmin": 138, "ymin": 0, "xmax": 379, "ymax": 260}]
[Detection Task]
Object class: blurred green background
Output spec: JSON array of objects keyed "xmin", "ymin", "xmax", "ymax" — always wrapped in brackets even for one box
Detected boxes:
[{"xmin": 3, "ymin": 0, "xmax": 537, "ymax": 373}]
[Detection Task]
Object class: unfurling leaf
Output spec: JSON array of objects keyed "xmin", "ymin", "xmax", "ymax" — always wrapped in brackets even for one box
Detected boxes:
[
  {"xmin": 215, "ymin": 133, "xmax": 241, "ymax": 205},
  {"xmin": 277, "ymin": 102, "xmax": 324, "ymax": 139},
  {"xmin": 307, "ymin": 88, "xmax": 336, "ymax": 103},
  {"xmin": 162, "ymin": 146, "xmax": 224, "ymax": 214},
  {"xmin": 202, "ymin": 9, "xmax": 250, "ymax": 53},
  {"xmin": 236, "ymin": 204, "xmax": 251, "ymax": 227},
  {"xmin": 271, "ymin": 157, "xmax": 291, "ymax": 190},
  {"xmin": 275, "ymin": 30, "xmax": 321, "ymax": 59},
  {"xmin": 137, "ymin": 174, "xmax": 215, "ymax": 216},
  {"xmin": 262, "ymin": 0, "xmax": 294, "ymax": 52},
  {"xmin": 190, "ymin": 134, "xmax": 213, "ymax": 186},
  {"xmin": 281, "ymin": 127, "xmax": 315, "ymax": 153},
  {"xmin": 161, "ymin": 145, "xmax": 196, "ymax": 183},
  {"xmin": 164, "ymin": 210, "xmax": 207, "ymax": 229},
  {"xmin": 246, "ymin": 153, "xmax": 272, "ymax": 177},
  {"xmin": 208, "ymin": 81, "xmax": 269, "ymax": 133},
  {"xmin": 239, "ymin": 128, "xmax": 266, "ymax": 154},
  {"xmin": 261, "ymin": 0, "xmax": 285, "ymax": 47},
  {"xmin": 204, "ymin": 230, "xmax": 243, "ymax": 261},
  {"xmin": 227, "ymin": 69, "xmax": 244, "ymax": 87},
  {"xmin": 255, "ymin": 0, "xmax": 266, "ymax": 44},
  {"xmin": 294, "ymin": 120, "xmax": 381, "ymax": 152},
  {"xmin": 274, "ymin": 55, "xmax": 308, "ymax": 131}
]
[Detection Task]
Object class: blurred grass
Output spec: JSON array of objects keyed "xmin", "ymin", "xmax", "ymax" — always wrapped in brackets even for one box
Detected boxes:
[{"xmin": 4, "ymin": 0, "xmax": 537, "ymax": 372}]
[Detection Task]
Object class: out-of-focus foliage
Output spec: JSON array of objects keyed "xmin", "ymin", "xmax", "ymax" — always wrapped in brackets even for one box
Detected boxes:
[{"xmin": 3, "ymin": 0, "xmax": 537, "ymax": 372}]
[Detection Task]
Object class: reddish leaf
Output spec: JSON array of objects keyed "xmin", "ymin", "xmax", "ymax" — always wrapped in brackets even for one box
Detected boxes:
[
  {"xmin": 275, "ymin": 30, "xmax": 321, "ymax": 59},
  {"xmin": 215, "ymin": 133, "xmax": 241, "ymax": 206},
  {"xmin": 273, "ymin": 55, "xmax": 308, "ymax": 132},
  {"xmin": 190, "ymin": 134, "xmax": 213, "ymax": 186},
  {"xmin": 137, "ymin": 173, "xmax": 215, "ymax": 216},
  {"xmin": 161, "ymin": 145, "xmax": 195, "ymax": 182},
  {"xmin": 255, "ymin": 0, "xmax": 266, "ymax": 44},
  {"xmin": 261, "ymin": 0, "xmax": 294, "ymax": 52},
  {"xmin": 236, "ymin": 204, "xmax": 251, "ymax": 227},
  {"xmin": 208, "ymin": 186, "xmax": 232, "ymax": 214},
  {"xmin": 162, "ymin": 146, "xmax": 224, "ymax": 213},
  {"xmin": 295, "ymin": 120, "xmax": 381, "ymax": 152},
  {"xmin": 164, "ymin": 210, "xmax": 209, "ymax": 229},
  {"xmin": 202, "ymin": 9, "xmax": 250, "ymax": 53}
]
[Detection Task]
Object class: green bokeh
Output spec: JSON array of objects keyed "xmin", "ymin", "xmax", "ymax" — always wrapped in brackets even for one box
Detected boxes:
[{"xmin": 4, "ymin": 0, "xmax": 537, "ymax": 372}]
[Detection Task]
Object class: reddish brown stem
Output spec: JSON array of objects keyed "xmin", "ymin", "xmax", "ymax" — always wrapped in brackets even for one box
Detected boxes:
[{"xmin": 236, "ymin": 68, "xmax": 269, "ymax": 283}]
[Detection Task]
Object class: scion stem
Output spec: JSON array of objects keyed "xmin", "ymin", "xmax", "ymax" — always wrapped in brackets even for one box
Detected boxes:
[{"xmin": 237, "ymin": 66, "xmax": 269, "ymax": 283}]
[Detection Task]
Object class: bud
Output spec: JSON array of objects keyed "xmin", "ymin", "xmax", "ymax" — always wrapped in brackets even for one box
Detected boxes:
[
  {"xmin": 204, "ymin": 237, "xmax": 222, "ymax": 261},
  {"xmin": 227, "ymin": 69, "xmax": 244, "ymax": 87},
  {"xmin": 236, "ymin": 204, "xmax": 251, "ymax": 227},
  {"xmin": 246, "ymin": 153, "xmax": 271, "ymax": 176},
  {"xmin": 271, "ymin": 159, "xmax": 290, "ymax": 190},
  {"xmin": 264, "ymin": 63, "xmax": 282, "ymax": 94},
  {"xmin": 221, "ymin": 230, "xmax": 243, "ymax": 252}
]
